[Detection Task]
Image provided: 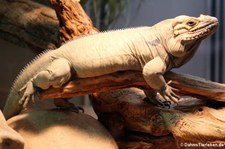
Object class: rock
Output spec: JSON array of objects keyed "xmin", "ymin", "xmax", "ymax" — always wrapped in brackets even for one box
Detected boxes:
[
  {"xmin": 7, "ymin": 110, "xmax": 118, "ymax": 149},
  {"xmin": 0, "ymin": 110, "xmax": 24, "ymax": 149}
]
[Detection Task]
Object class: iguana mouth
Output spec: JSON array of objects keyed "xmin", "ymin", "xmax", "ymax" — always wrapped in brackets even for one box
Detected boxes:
[{"xmin": 185, "ymin": 21, "xmax": 218, "ymax": 41}]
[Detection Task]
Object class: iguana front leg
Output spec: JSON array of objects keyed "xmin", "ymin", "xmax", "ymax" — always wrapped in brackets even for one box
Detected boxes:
[
  {"xmin": 19, "ymin": 58, "xmax": 72, "ymax": 108},
  {"xmin": 143, "ymin": 57, "xmax": 179, "ymax": 105},
  {"xmin": 19, "ymin": 81, "xmax": 36, "ymax": 107}
]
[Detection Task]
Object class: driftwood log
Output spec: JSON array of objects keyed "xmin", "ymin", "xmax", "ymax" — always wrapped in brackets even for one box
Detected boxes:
[{"xmin": 91, "ymin": 88, "xmax": 225, "ymax": 149}]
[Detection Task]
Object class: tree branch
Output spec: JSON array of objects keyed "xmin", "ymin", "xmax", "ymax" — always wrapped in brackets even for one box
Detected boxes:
[{"xmin": 39, "ymin": 71, "xmax": 225, "ymax": 102}]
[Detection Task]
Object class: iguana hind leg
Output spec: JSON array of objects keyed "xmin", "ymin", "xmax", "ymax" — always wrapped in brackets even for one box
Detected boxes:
[
  {"xmin": 19, "ymin": 58, "xmax": 72, "ymax": 108},
  {"xmin": 54, "ymin": 99, "xmax": 84, "ymax": 113}
]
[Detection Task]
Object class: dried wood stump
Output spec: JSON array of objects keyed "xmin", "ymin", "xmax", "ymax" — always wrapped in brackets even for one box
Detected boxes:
[{"xmin": 49, "ymin": 0, "xmax": 98, "ymax": 44}]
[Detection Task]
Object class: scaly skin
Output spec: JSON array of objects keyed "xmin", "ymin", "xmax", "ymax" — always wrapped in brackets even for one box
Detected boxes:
[{"xmin": 3, "ymin": 15, "xmax": 218, "ymax": 119}]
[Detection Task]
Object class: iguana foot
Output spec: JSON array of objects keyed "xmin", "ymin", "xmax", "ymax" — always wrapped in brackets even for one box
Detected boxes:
[
  {"xmin": 144, "ymin": 90, "xmax": 172, "ymax": 109},
  {"xmin": 159, "ymin": 101, "xmax": 171, "ymax": 109},
  {"xmin": 158, "ymin": 83, "xmax": 180, "ymax": 104},
  {"xmin": 54, "ymin": 99, "xmax": 84, "ymax": 113},
  {"xmin": 145, "ymin": 97, "xmax": 171, "ymax": 108},
  {"xmin": 69, "ymin": 106, "xmax": 84, "ymax": 113},
  {"xmin": 18, "ymin": 81, "xmax": 36, "ymax": 108}
]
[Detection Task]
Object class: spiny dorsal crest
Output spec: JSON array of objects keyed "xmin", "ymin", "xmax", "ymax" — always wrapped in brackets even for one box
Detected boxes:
[{"xmin": 66, "ymin": 27, "xmax": 146, "ymax": 43}]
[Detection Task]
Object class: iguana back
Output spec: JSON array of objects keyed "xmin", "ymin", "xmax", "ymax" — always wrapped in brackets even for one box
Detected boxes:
[{"xmin": 56, "ymin": 26, "xmax": 166, "ymax": 77}]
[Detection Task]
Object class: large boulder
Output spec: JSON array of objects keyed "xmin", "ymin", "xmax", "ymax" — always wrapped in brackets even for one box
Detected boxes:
[
  {"xmin": 0, "ymin": 110, "xmax": 24, "ymax": 149},
  {"xmin": 7, "ymin": 110, "xmax": 118, "ymax": 149}
]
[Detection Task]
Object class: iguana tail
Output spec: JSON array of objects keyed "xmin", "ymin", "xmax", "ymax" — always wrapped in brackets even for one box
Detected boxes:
[{"xmin": 3, "ymin": 50, "xmax": 56, "ymax": 120}]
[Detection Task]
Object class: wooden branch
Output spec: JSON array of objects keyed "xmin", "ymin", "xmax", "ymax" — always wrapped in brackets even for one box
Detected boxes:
[
  {"xmin": 40, "ymin": 71, "xmax": 146, "ymax": 99},
  {"xmin": 49, "ymin": 0, "xmax": 98, "ymax": 44},
  {"xmin": 40, "ymin": 71, "xmax": 225, "ymax": 102},
  {"xmin": 165, "ymin": 71, "xmax": 225, "ymax": 101},
  {"xmin": 0, "ymin": 0, "xmax": 59, "ymax": 52}
]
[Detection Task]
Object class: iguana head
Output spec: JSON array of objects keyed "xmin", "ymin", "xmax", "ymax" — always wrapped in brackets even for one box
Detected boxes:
[
  {"xmin": 173, "ymin": 14, "xmax": 218, "ymax": 41},
  {"xmin": 158, "ymin": 15, "xmax": 218, "ymax": 57}
]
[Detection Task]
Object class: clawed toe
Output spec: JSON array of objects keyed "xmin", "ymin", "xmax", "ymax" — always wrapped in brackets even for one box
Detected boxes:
[{"xmin": 160, "ymin": 101, "xmax": 171, "ymax": 108}]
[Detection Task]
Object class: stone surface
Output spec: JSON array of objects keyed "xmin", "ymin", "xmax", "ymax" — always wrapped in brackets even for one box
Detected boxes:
[
  {"xmin": 0, "ymin": 110, "xmax": 24, "ymax": 149},
  {"xmin": 7, "ymin": 110, "xmax": 118, "ymax": 149}
]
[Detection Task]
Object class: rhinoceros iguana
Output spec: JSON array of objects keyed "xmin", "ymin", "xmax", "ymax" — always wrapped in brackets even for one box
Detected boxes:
[{"xmin": 3, "ymin": 15, "xmax": 218, "ymax": 119}]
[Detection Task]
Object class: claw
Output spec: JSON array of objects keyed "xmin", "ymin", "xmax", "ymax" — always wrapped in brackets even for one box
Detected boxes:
[
  {"xmin": 161, "ymin": 101, "xmax": 171, "ymax": 108},
  {"xmin": 167, "ymin": 80, "xmax": 173, "ymax": 85},
  {"xmin": 18, "ymin": 85, "xmax": 26, "ymax": 95},
  {"xmin": 18, "ymin": 97, "xmax": 24, "ymax": 105},
  {"xmin": 23, "ymin": 96, "xmax": 29, "ymax": 108}
]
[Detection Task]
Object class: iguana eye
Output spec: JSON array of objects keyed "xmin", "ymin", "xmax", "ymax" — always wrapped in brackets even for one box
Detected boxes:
[{"xmin": 186, "ymin": 21, "xmax": 196, "ymax": 26}]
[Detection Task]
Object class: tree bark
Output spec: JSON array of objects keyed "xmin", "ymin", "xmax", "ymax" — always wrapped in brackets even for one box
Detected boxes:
[
  {"xmin": 49, "ymin": 0, "xmax": 98, "ymax": 44},
  {"xmin": 0, "ymin": 0, "xmax": 59, "ymax": 52}
]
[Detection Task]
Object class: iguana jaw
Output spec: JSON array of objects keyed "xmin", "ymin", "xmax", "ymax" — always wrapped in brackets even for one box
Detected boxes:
[{"xmin": 184, "ymin": 21, "xmax": 218, "ymax": 41}]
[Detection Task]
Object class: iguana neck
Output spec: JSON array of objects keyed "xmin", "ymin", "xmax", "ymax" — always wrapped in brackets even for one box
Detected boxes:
[{"xmin": 169, "ymin": 40, "xmax": 201, "ymax": 68}]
